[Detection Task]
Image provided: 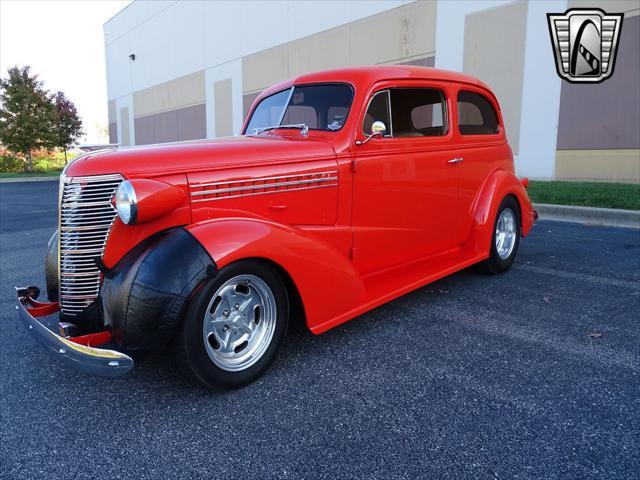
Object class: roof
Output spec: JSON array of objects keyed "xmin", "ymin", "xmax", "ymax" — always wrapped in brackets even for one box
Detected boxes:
[{"xmin": 261, "ymin": 65, "xmax": 492, "ymax": 97}]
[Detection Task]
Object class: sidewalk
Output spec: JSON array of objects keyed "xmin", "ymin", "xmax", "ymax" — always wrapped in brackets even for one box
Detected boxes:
[
  {"xmin": 534, "ymin": 203, "xmax": 640, "ymax": 229},
  {"xmin": 0, "ymin": 176, "xmax": 59, "ymax": 183}
]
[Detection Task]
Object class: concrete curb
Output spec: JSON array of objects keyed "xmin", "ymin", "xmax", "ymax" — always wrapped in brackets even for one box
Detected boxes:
[
  {"xmin": 0, "ymin": 176, "xmax": 59, "ymax": 183},
  {"xmin": 534, "ymin": 203, "xmax": 640, "ymax": 229}
]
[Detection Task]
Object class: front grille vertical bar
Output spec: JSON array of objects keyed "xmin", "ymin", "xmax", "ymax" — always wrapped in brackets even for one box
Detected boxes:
[{"xmin": 58, "ymin": 174, "xmax": 122, "ymax": 317}]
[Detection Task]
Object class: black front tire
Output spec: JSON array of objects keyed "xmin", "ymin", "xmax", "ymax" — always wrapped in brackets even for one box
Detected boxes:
[
  {"xmin": 476, "ymin": 196, "xmax": 521, "ymax": 275},
  {"xmin": 174, "ymin": 260, "xmax": 289, "ymax": 389}
]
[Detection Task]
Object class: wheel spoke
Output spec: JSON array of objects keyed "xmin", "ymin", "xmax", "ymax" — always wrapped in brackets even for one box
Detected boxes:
[
  {"xmin": 205, "ymin": 316, "xmax": 226, "ymax": 337},
  {"xmin": 240, "ymin": 297, "xmax": 259, "ymax": 316},
  {"xmin": 218, "ymin": 330, "xmax": 233, "ymax": 353},
  {"xmin": 239, "ymin": 322, "xmax": 254, "ymax": 335}
]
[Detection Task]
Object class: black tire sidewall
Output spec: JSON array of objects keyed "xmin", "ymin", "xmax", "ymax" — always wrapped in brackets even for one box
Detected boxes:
[
  {"xmin": 488, "ymin": 196, "xmax": 521, "ymax": 273},
  {"xmin": 180, "ymin": 260, "xmax": 289, "ymax": 389}
]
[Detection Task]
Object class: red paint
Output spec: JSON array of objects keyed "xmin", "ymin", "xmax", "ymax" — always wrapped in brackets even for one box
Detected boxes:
[
  {"xmin": 66, "ymin": 66, "xmax": 535, "ymax": 334},
  {"xmin": 23, "ymin": 298, "xmax": 60, "ymax": 317},
  {"xmin": 102, "ymin": 174, "xmax": 191, "ymax": 268},
  {"xmin": 127, "ymin": 178, "xmax": 185, "ymax": 224},
  {"xmin": 19, "ymin": 294, "xmax": 112, "ymax": 346},
  {"xmin": 69, "ymin": 331, "xmax": 113, "ymax": 347}
]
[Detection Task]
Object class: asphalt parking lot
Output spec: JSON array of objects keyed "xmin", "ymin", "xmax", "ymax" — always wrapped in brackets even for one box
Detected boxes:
[{"xmin": 1, "ymin": 180, "xmax": 639, "ymax": 479}]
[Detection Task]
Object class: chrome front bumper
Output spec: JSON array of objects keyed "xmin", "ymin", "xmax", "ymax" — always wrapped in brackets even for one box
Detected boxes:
[{"xmin": 16, "ymin": 287, "xmax": 134, "ymax": 377}]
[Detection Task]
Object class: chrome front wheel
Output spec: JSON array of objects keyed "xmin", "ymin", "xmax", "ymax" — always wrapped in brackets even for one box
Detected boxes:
[
  {"xmin": 202, "ymin": 275, "xmax": 277, "ymax": 372},
  {"xmin": 175, "ymin": 260, "xmax": 289, "ymax": 389}
]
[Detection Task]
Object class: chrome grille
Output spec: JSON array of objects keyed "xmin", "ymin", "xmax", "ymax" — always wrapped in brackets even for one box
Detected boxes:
[{"xmin": 59, "ymin": 174, "xmax": 122, "ymax": 316}]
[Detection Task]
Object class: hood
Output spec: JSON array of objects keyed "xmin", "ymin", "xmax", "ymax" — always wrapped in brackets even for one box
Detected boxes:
[{"xmin": 65, "ymin": 135, "xmax": 336, "ymax": 178}]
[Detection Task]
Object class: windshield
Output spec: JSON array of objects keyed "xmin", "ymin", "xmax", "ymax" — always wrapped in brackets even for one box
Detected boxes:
[{"xmin": 244, "ymin": 84, "xmax": 353, "ymax": 134}]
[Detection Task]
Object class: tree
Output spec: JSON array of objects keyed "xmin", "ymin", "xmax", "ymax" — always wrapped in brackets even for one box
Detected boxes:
[
  {"xmin": 52, "ymin": 91, "xmax": 83, "ymax": 163},
  {"xmin": 0, "ymin": 66, "xmax": 56, "ymax": 171}
]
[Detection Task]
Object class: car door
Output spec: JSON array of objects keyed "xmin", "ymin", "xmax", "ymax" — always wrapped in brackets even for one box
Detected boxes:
[
  {"xmin": 453, "ymin": 86, "xmax": 509, "ymax": 244},
  {"xmin": 351, "ymin": 82, "xmax": 460, "ymax": 275}
]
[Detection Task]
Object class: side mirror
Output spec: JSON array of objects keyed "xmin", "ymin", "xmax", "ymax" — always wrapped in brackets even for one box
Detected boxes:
[
  {"xmin": 371, "ymin": 120, "xmax": 387, "ymax": 135},
  {"xmin": 356, "ymin": 120, "xmax": 387, "ymax": 145}
]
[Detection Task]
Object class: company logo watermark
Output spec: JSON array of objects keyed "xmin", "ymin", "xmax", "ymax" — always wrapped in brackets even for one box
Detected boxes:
[{"xmin": 547, "ymin": 8, "xmax": 623, "ymax": 83}]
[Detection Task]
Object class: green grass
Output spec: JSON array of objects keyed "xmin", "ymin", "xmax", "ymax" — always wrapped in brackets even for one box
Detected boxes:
[{"xmin": 528, "ymin": 181, "xmax": 640, "ymax": 211}]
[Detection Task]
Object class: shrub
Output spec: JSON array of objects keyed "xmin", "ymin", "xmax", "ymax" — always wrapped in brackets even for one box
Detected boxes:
[
  {"xmin": 0, "ymin": 146, "xmax": 69, "ymax": 173},
  {"xmin": 0, "ymin": 153, "xmax": 24, "ymax": 172}
]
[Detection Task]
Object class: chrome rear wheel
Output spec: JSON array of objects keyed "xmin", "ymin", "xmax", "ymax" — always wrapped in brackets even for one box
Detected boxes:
[{"xmin": 476, "ymin": 196, "xmax": 521, "ymax": 275}]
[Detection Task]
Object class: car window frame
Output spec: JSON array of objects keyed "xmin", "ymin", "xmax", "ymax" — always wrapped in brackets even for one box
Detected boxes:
[
  {"xmin": 243, "ymin": 82, "xmax": 355, "ymax": 135},
  {"xmin": 456, "ymin": 88, "xmax": 501, "ymax": 137},
  {"xmin": 361, "ymin": 85, "xmax": 450, "ymax": 140},
  {"xmin": 361, "ymin": 89, "xmax": 393, "ymax": 137}
]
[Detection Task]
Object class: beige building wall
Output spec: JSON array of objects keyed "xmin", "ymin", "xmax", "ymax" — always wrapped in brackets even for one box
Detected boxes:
[
  {"xmin": 556, "ymin": 150, "xmax": 640, "ymax": 183},
  {"xmin": 463, "ymin": 1, "xmax": 528, "ymax": 155},
  {"xmin": 242, "ymin": 0, "xmax": 437, "ymax": 105},
  {"xmin": 132, "ymin": 71, "xmax": 207, "ymax": 145},
  {"xmin": 133, "ymin": 71, "xmax": 205, "ymax": 117}
]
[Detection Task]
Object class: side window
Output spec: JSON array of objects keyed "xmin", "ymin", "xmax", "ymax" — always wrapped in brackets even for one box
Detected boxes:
[
  {"xmin": 363, "ymin": 90, "xmax": 391, "ymax": 136},
  {"xmin": 390, "ymin": 88, "xmax": 447, "ymax": 137},
  {"xmin": 457, "ymin": 91, "xmax": 499, "ymax": 135}
]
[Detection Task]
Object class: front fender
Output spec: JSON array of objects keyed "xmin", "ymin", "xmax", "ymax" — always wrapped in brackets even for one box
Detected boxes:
[
  {"xmin": 186, "ymin": 219, "xmax": 366, "ymax": 331},
  {"xmin": 467, "ymin": 169, "xmax": 534, "ymax": 255},
  {"xmin": 101, "ymin": 228, "xmax": 214, "ymax": 351}
]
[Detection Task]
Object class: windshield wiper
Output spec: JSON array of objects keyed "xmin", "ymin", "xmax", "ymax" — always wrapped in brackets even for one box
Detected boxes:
[{"xmin": 253, "ymin": 123, "xmax": 309, "ymax": 136}]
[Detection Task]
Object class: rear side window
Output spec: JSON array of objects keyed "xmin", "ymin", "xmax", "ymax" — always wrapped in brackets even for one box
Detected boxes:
[{"xmin": 457, "ymin": 91, "xmax": 499, "ymax": 135}]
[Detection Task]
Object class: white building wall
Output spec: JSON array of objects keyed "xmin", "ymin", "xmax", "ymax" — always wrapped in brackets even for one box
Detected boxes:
[
  {"xmin": 434, "ymin": 0, "xmax": 515, "ymax": 73},
  {"xmin": 104, "ymin": 0, "xmax": 413, "ymax": 101},
  {"xmin": 517, "ymin": 0, "xmax": 566, "ymax": 179}
]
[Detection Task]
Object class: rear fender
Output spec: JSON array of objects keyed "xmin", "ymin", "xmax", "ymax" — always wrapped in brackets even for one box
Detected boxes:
[
  {"xmin": 186, "ymin": 219, "xmax": 366, "ymax": 331},
  {"xmin": 466, "ymin": 169, "xmax": 534, "ymax": 255}
]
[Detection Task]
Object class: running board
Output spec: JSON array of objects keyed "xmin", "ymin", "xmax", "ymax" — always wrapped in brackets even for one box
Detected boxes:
[{"xmin": 311, "ymin": 248, "xmax": 487, "ymax": 334}]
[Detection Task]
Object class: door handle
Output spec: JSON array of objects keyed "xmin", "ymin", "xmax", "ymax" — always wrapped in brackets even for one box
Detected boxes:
[{"xmin": 447, "ymin": 157, "xmax": 464, "ymax": 164}]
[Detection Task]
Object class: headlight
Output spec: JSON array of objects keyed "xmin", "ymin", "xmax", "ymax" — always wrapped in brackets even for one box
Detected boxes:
[{"xmin": 115, "ymin": 180, "xmax": 138, "ymax": 224}]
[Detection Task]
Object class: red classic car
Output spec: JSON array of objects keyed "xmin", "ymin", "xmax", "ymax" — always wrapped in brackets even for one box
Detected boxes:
[{"xmin": 16, "ymin": 66, "xmax": 536, "ymax": 388}]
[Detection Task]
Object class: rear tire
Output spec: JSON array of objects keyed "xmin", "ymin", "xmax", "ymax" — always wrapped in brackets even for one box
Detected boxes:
[
  {"xmin": 174, "ymin": 260, "xmax": 289, "ymax": 389},
  {"xmin": 476, "ymin": 196, "xmax": 521, "ymax": 275}
]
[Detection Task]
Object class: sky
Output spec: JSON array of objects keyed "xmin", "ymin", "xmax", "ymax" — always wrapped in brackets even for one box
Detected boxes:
[{"xmin": 0, "ymin": 0, "xmax": 130, "ymax": 144}]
